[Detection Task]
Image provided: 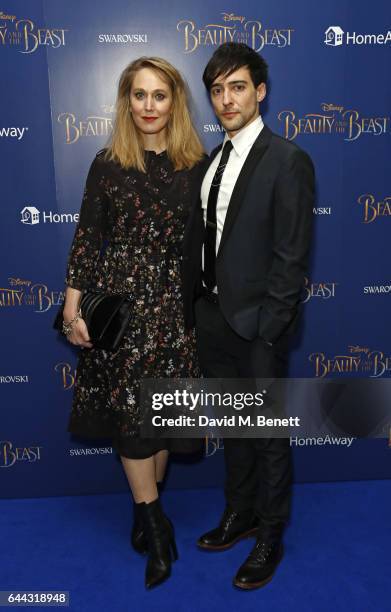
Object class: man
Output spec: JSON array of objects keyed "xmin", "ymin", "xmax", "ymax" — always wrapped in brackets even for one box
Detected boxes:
[{"xmin": 182, "ymin": 42, "xmax": 315, "ymax": 590}]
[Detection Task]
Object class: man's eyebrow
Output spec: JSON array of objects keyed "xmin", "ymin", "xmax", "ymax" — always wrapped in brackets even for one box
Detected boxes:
[{"xmin": 211, "ymin": 80, "xmax": 248, "ymax": 87}]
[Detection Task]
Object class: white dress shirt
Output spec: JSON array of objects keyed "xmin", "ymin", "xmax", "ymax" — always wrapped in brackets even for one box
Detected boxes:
[{"xmin": 201, "ymin": 115, "xmax": 264, "ymax": 290}]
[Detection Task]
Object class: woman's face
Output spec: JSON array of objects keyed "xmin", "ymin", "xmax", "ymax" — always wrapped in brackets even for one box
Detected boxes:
[{"xmin": 130, "ymin": 67, "xmax": 173, "ymax": 139}]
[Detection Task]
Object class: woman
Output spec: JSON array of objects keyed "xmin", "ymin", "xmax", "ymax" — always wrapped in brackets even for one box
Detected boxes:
[{"xmin": 61, "ymin": 57, "xmax": 204, "ymax": 589}]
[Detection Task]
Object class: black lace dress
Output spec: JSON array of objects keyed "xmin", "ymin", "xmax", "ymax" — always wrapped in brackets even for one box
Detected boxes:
[{"xmin": 64, "ymin": 149, "xmax": 202, "ymax": 458}]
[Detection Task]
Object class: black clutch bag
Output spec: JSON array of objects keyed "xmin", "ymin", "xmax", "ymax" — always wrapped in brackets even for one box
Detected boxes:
[{"xmin": 53, "ymin": 292, "xmax": 132, "ymax": 351}]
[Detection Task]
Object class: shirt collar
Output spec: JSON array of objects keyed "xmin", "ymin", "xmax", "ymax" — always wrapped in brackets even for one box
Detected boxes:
[{"xmin": 223, "ymin": 115, "xmax": 264, "ymax": 157}]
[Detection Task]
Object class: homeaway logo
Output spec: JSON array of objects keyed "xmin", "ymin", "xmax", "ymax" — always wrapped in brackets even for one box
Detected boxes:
[
  {"xmin": 324, "ymin": 25, "xmax": 391, "ymax": 46},
  {"xmin": 21, "ymin": 206, "xmax": 39, "ymax": 225},
  {"xmin": 0, "ymin": 126, "xmax": 29, "ymax": 140},
  {"xmin": 324, "ymin": 26, "xmax": 344, "ymax": 46},
  {"xmin": 290, "ymin": 436, "xmax": 355, "ymax": 447},
  {"xmin": 20, "ymin": 206, "xmax": 79, "ymax": 225}
]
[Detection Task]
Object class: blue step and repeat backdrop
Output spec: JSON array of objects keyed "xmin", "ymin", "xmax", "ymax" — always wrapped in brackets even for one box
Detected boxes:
[{"xmin": 1, "ymin": 0, "xmax": 390, "ymax": 497}]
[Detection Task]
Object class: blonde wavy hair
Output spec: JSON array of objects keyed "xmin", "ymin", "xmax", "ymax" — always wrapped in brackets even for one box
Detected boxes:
[{"xmin": 105, "ymin": 57, "xmax": 204, "ymax": 171}]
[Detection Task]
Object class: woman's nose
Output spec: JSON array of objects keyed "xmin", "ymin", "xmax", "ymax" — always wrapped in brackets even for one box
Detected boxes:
[{"xmin": 144, "ymin": 95, "xmax": 154, "ymax": 111}]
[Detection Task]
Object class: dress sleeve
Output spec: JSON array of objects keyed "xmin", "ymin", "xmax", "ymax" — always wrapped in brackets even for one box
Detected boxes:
[{"xmin": 65, "ymin": 154, "xmax": 109, "ymax": 291}]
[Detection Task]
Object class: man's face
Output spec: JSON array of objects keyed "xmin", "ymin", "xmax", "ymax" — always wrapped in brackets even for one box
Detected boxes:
[{"xmin": 209, "ymin": 66, "xmax": 266, "ymax": 137}]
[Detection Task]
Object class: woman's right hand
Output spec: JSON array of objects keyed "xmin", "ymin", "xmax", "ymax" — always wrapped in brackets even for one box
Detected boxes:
[
  {"xmin": 63, "ymin": 287, "xmax": 93, "ymax": 349},
  {"xmin": 65, "ymin": 316, "xmax": 93, "ymax": 349}
]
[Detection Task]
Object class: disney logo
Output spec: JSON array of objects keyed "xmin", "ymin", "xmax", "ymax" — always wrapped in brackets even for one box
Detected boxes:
[
  {"xmin": 221, "ymin": 13, "xmax": 245, "ymax": 23},
  {"xmin": 348, "ymin": 345, "xmax": 369, "ymax": 355},
  {"xmin": 321, "ymin": 103, "xmax": 344, "ymax": 113},
  {"xmin": 8, "ymin": 277, "xmax": 31, "ymax": 287}
]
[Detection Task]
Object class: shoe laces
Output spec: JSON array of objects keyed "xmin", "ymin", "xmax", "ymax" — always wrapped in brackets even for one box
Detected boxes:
[
  {"xmin": 248, "ymin": 540, "xmax": 274, "ymax": 564},
  {"xmin": 221, "ymin": 508, "xmax": 239, "ymax": 531}
]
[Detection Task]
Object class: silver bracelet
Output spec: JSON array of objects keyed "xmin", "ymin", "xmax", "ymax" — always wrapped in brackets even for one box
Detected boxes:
[{"xmin": 62, "ymin": 308, "xmax": 82, "ymax": 336}]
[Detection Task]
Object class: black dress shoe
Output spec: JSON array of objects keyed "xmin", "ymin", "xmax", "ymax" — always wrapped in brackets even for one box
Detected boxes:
[
  {"xmin": 233, "ymin": 539, "xmax": 283, "ymax": 590},
  {"xmin": 197, "ymin": 507, "xmax": 258, "ymax": 551}
]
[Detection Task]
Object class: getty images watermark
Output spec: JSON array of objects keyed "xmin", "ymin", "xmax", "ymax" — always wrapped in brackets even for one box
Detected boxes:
[
  {"xmin": 140, "ymin": 378, "xmax": 391, "ymax": 439},
  {"xmin": 150, "ymin": 387, "xmax": 300, "ymax": 430}
]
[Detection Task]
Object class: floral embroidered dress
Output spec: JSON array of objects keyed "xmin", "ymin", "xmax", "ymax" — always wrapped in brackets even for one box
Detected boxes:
[{"xmin": 65, "ymin": 149, "xmax": 201, "ymax": 458}]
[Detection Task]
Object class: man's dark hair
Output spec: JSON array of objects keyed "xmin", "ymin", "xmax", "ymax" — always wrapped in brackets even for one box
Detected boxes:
[{"xmin": 202, "ymin": 43, "xmax": 268, "ymax": 91}]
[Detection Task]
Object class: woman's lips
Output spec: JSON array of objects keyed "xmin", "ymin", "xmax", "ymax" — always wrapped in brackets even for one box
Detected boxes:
[{"xmin": 142, "ymin": 116, "xmax": 158, "ymax": 122}]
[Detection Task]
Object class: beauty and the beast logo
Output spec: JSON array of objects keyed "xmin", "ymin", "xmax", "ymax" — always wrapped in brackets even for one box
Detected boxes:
[
  {"xmin": 177, "ymin": 13, "xmax": 293, "ymax": 53},
  {"xmin": 0, "ymin": 440, "xmax": 42, "ymax": 468},
  {"xmin": 0, "ymin": 277, "xmax": 63, "ymax": 311},
  {"xmin": 309, "ymin": 346, "xmax": 391, "ymax": 378},
  {"xmin": 278, "ymin": 103, "xmax": 390, "ymax": 141},
  {"xmin": 58, "ymin": 105, "xmax": 114, "ymax": 144},
  {"xmin": 0, "ymin": 12, "xmax": 67, "ymax": 53},
  {"xmin": 357, "ymin": 193, "xmax": 391, "ymax": 224},
  {"xmin": 54, "ymin": 362, "xmax": 77, "ymax": 390},
  {"xmin": 205, "ymin": 436, "xmax": 224, "ymax": 457},
  {"xmin": 301, "ymin": 278, "xmax": 337, "ymax": 303}
]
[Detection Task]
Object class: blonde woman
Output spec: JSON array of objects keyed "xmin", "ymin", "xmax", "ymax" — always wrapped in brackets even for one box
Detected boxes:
[{"xmin": 61, "ymin": 57, "xmax": 205, "ymax": 588}]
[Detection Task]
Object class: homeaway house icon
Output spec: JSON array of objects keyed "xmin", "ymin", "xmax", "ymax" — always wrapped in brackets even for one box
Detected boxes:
[
  {"xmin": 325, "ymin": 26, "xmax": 344, "ymax": 46},
  {"xmin": 21, "ymin": 206, "xmax": 40, "ymax": 225}
]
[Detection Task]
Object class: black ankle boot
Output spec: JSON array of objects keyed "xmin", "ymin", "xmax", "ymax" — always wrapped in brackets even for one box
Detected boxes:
[
  {"xmin": 142, "ymin": 498, "xmax": 178, "ymax": 589},
  {"xmin": 131, "ymin": 501, "xmax": 148, "ymax": 555},
  {"xmin": 130, "ymin": 483, "xmax": 164, "ymax": 555}
]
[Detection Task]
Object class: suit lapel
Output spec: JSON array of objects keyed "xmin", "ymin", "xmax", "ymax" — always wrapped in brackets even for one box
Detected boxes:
[
  {"xmin": 183, "ymin": 152, "xmax": 216, "ymax": 251},
  {"xmin": 184, "ymin": 144, "xmax": 222, "ymax": 241},
  {"xmin": 217, "ymin": 125, "xmax": 272, "ymax": 256}
]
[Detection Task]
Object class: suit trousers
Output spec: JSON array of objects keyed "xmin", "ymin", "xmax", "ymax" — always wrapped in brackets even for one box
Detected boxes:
[{"xmin": 195, "ymin": 295, "xmax": 293, "ymax": 542}]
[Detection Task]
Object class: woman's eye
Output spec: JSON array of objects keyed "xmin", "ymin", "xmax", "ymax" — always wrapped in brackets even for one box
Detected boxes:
[
  {"xmin": 155, "ymin": 93, "xmax": 165, "ymax": 101},
  {"xmin": 134, "ymin": 92, "xmax": 144, "ymax": 100}
]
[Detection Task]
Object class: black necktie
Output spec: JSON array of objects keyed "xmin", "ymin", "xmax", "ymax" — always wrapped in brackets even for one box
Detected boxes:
[{"xmin": 203, "ymin": 140, "xmax": 233, "ymax": 291}]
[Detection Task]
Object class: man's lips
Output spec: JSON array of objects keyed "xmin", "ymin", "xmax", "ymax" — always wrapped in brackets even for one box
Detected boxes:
[
  {"xmin": 142, "ymin": 117, "xmax": 158, "ymax": 122},
  {"xmin": 222, "ymin": 112, "xmax": 238, "ymax": 118}
]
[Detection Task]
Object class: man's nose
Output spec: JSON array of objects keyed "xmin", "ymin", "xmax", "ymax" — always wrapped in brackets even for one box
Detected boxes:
[{"xmin": 222, "ymin": 88, "xmax": 233, "ymax": 106}]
